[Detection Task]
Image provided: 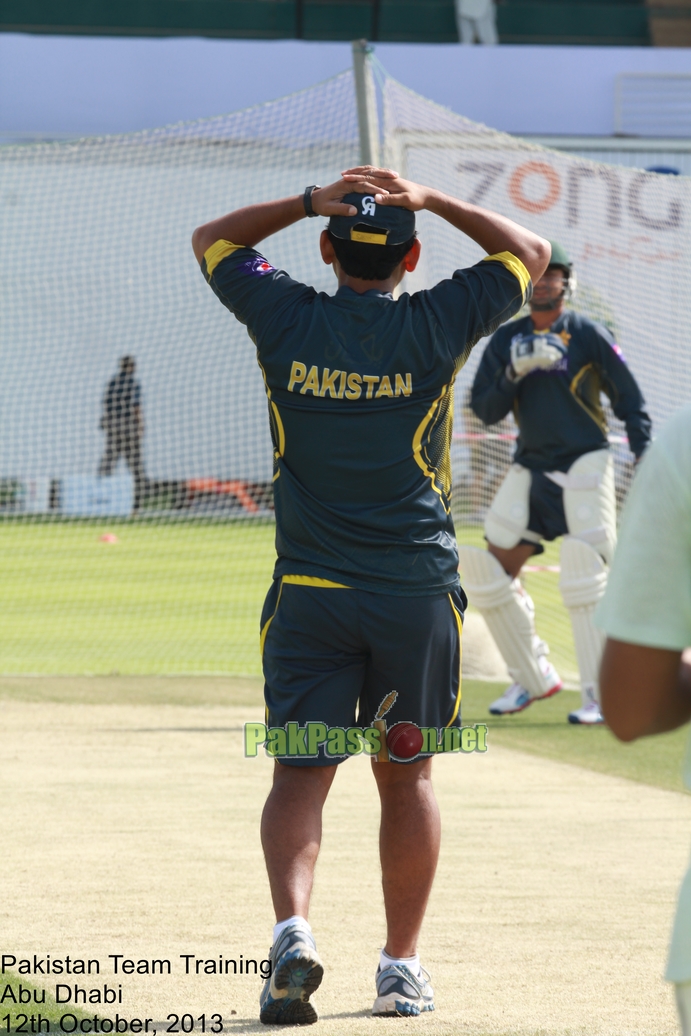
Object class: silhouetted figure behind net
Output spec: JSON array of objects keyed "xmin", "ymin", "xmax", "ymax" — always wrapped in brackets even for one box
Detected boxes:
[{"xmin": 98, "ymin": 355, "xmax": 146, "ymax": 510}]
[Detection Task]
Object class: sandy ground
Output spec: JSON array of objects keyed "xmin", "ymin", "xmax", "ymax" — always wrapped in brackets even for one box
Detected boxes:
[{"xmin": 2, "ymin": 698, "xmax": 690, "ymax": 1036}]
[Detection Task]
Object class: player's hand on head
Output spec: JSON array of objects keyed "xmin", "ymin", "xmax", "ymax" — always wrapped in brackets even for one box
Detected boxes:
[
  {"xmin": 311, "ymin": 170, "xmax": 429, "ymax": 216},
  {"xmin": 311, "ymin": 176, "xmax": 391, "ymax": 217},
  {"xmin": 341, "ymin": 166, "xmax": 399, "ymax": 180},
  {"xmin": 341, "ymin": 167, "xmax": 428, "ymax": 208},
  {"xmin": 359, "ymin": 175, "xmax": 430, "ymax": 212}
]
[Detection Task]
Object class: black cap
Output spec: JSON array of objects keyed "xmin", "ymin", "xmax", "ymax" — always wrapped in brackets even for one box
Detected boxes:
[{"xmin": 329, "ymin": 192, "xmax": 416, "ymax": 247}]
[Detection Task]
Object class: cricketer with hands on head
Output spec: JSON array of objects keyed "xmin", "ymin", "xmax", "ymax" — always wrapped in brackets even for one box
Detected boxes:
[
  {"xmin": 597, "ymin": 403, "xmax": 691, "ymax": 1034},
  {"xmin": 192, "ymin": 168, "xmax": 550, "ymax": 1024}
]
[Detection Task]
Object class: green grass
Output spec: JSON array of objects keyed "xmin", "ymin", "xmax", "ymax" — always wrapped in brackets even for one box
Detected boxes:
[
  {"xmin": 1, "ymin": 519, "xmax": 577, "ymax": 678},
  {"xmin": 3, "ymin": 519, "xmax": 677, "ymax": 792},
  {"xmin": 0, "ymin": 674, "xmax": 265, "ymax": 706},
  {"xmin": 0, "ymin": 973, "xmax": 92, "ymax": 1032},
  {"xmin": 0, "ymin": 519, "xmax": 276, "ymax": 675},
  {"xmin": 463, "ymin": 678, "xmax": 690, "ymax": 795}
]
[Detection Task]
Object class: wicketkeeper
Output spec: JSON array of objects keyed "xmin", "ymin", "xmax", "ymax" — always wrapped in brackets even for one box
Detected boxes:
[{"xmin": 459, "ymin": 242, "xmax": 651, "ymax": 724}]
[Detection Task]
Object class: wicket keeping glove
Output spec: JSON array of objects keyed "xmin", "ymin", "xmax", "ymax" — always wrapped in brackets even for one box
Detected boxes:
[{"xmin": 507, "ymin": 332, "xmax": 566, "ymax": 382}]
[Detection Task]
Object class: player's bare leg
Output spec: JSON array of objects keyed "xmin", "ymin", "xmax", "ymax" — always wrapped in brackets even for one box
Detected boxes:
[
  {"xmin": 369, "ymin": 757, "xmax": 438, "ymax": 1017},
  {"xmin": 372, "ymin": 757, "xmax": 440, "ymax": 957},
  {"xmin": 259, "ymin": 763, "xmax": 333, "ymax": 1025},
  {"xmin": 487, "ymin": 539, "xmax": 536, "ymax": 579},
  {"xmin": 261, "ymin": 761, "xmax": 337, "ymax": 920}
]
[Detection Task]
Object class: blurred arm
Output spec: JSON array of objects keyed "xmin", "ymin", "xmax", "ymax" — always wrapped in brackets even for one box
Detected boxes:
[
  {"xmin": 425, "ymin": 193, "xmax": 550, "ymax": 285},
  {"xmin": 595, "ymin": 330, "xmax": 652, "ymax": 460},
  {"xmin": 601, "ymin": 640, "xmax": 691, "ymax": 741},
  {"xmin": 471, "ymin": 333, "xmax": 518, "ymax": 425},
  {"xmin": 192, "ymin": 196, "xmax": 304, "ymax": 262}
]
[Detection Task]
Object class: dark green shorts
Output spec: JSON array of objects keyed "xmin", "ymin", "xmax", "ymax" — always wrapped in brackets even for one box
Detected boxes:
[{"xmin": 260, "ymin": 577, "xmax": 465, "ymax": 766}]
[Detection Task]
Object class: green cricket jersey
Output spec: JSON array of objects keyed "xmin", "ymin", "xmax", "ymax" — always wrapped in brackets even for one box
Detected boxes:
[
  {"xmin": 202, "ymin": 240, "xmax": 530, "ymax": 595},
  {"xmin": 471, "ymin": 310, "xmax": 651, "ymax": 470}
]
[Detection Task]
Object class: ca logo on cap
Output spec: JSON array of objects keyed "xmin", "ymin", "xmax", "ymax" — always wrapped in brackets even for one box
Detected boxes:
[{"xmin": 361, "ymin": 196, "xmax": 376, "ymax": 217}]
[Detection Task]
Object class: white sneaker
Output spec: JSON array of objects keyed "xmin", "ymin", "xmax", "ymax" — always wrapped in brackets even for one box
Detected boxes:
[
  {"xmin": 489, "ymin": 683, "xmax": 533, "ymax": 714},
  {"xmin": 372, "ymin": 963, "xmax": 434, "ymax": 1016},
  {"xmin": 489, "ymin": 658, "xmax": 562, "ymax": 716},
  {"xmin": 259, "ymin": 924, "xmax": 323, "ymax": 1025},
  {"xmin": 568, "ymin": 701, "xmax": 604, "ymax": 725},
  {"xmin": 536, "ymin": 656, "xmax": 563, "ymax": 698}
]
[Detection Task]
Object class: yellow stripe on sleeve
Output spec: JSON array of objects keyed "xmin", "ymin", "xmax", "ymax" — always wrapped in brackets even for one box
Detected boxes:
[
  {"xmin": 204, "ymin": 240, "xmax": 245, "ymax": 278},
  {"xmin": 282, "ymin": 575, "xmax": 352, "ymax": 589},
  {"xmin": 483, "ymin": 251, "xmax": 531, "ymax": 300}
]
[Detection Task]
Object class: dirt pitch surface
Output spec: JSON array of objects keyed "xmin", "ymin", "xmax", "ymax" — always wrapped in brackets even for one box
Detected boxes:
[{"xmin": 2, "ymin": 683, "xmax": 691, "ymax": 1036}]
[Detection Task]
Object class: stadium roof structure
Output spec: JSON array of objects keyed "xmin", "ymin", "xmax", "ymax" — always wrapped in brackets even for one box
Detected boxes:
[
  {"xmin": 0, "ymin": 0, "xmax": 652, "ymax": 45},
  {"xmin": 1, "ymin": 1, "xmax": 455, "ymax": 40}
]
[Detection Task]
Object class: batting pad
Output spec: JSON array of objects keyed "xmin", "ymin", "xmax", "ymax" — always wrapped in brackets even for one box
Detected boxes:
[
  {"xmin": 483, "ymin": 464, "xmax": 537, "ymax": 551},
  {"xmin": 559, "ymin": 537, "xmax": 608, "ymax": 704},
  {"xmin": 458, "ymin": 546, "xmax": 552, "ymax": 698},
  {"xmin": 560, "ymin": 449, "xmax": 617, "ymax": 566}
]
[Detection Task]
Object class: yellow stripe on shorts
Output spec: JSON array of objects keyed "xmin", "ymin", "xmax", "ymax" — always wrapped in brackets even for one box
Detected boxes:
[
  {"xmin": 282, "ymin": 575, "xmax": 352, "ymax": 589},
  {"xmin": 446, "ymin": 593, "xmax": 463, "ymax": 727}
]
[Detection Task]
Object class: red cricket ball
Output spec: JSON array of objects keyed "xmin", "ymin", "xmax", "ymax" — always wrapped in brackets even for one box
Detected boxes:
[{"xmin": 386, "ymin": 722, "xmax": 423, "ymax": 760}]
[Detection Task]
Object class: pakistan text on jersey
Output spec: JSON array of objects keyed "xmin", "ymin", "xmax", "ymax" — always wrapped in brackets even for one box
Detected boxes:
[{"xmin": 287, "ymin": 362, "xmax": 412, "ymax": 400}]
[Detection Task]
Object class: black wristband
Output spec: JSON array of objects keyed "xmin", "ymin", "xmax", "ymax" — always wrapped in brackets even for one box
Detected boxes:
[{"xmin": 303, "ymin": 185, "xmax": 321, "ymax": 218}]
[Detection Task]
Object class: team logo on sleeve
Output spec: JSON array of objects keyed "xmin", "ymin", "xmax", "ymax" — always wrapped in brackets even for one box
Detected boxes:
[
  {"xmin": 243, "ymin": 256, "xmax": 276, "ymax": 276},
  {"xmin": 611, "ymin": 343, "xmax": 627, "ymax": 362}
]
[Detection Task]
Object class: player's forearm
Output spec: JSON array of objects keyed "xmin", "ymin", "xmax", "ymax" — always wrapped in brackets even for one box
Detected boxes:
[
  {"xmin": 606, "ymin": 362, "xmax": 652, "ymax": 459},
  {"xmin": 424, "ymin": 191, "xmax": 550, "ymax": 284},
  {"xmin": 600, "ymin": 640, "xmax": 691, "ymax": 740},
  {"xmin": 192, "ymin": 196, "xmax": 304, "ymax": 263},
  {"xmin": 619, "ymin": 404, "xmax": 652, "ymax": 459},
  {"xmin": 471, "ymin": 379, "xmax": 516, "ymax": 426},
  {"xmin": 625, "ymin": 416, "xmax": 652, "ymax": 460}
]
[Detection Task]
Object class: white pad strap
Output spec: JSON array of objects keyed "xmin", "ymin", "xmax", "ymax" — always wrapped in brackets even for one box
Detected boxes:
[
  {"xmin": 559, "ymin": 536, "xmax": 607, "ymax": 706},
  {"xmin": 458, "ymin": 546, "xmax": 551, "ymax": 698}
]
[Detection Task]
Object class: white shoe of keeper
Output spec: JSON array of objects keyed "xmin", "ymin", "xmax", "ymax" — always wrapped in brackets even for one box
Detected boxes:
[{"xmin": 568, "ymin": 700, "xmax": 604, "ymax": 725}]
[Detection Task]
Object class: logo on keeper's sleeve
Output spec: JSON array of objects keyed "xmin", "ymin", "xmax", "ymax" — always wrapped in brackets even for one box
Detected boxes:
[
  {"xmin": 243, "ymin": 256, "xmax": 275, "ymax": 276},
  {"xmin": 611, "ymin": 343, "xmax": 627, "ymax": 362}
]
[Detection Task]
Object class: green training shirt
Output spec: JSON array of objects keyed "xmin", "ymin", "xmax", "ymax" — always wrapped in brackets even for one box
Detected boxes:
[
  {"xmin": 595, "ymin": 404, "xmax": 691, "ymax": 982},
  {"xmin": 203, "ymin": 240, "xmax": 530, "ymax": 595}
]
